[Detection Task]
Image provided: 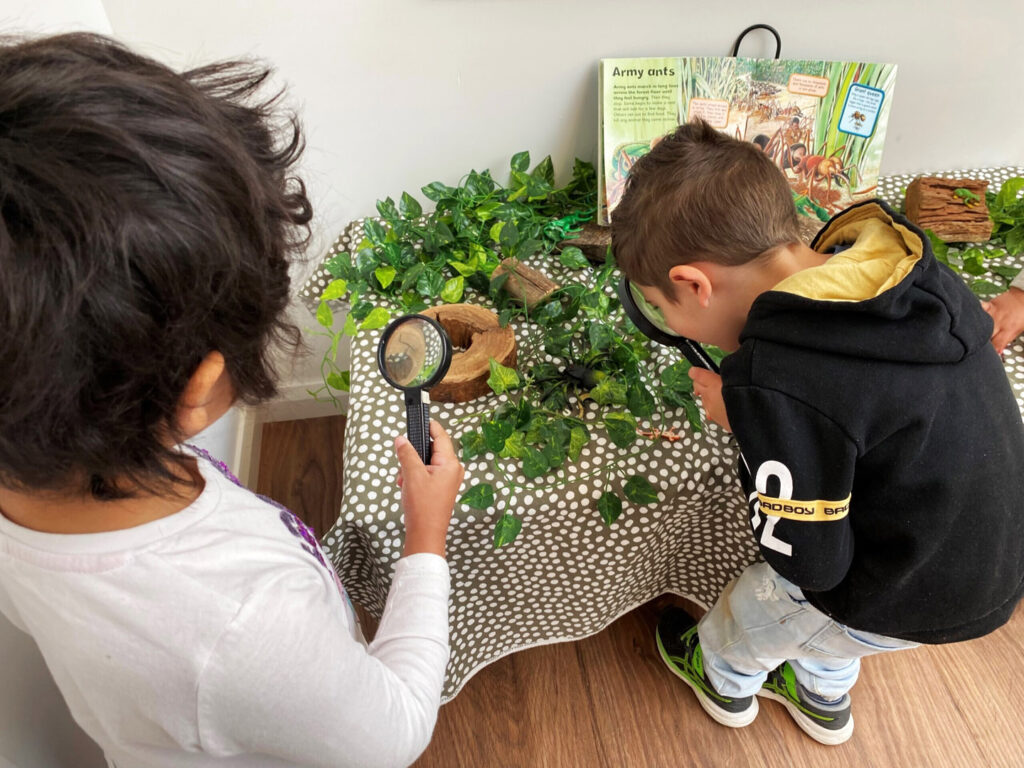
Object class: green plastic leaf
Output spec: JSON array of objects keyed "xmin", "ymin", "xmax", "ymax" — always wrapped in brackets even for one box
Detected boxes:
[
  {"xmin": 461, "ymin": 483, "xmax": 495, "ymax": 510},
  {"xmin": 531, "ymin": 155, "xmax": 555, "ymax": 185},
  {"xmin": 925, "ymin": 229, "xmax": 949, "ymax": 265},
  {"xmin": 499, "ymin": 430, "xmax": 526, "ymax": 459},
  {"xmin": 450, "ymin": 260, "xmax": 477, "ymax": 277},
  {"xmin": 363, "ymin": 218, "xmax": 387, "ymax": 246},
  {"xmin": 482, "ymin": 419, "xmax": 514, "ymax": 452},
  {"xmin": 969, "ymin": 279, "xmax": 1004, "ymax": 298},
  {"xmin": 326, "ymin": 371, "xmax": 350, "ymax": 392},
  {"xmin": 376, "ymin": 197, "xmax": 399, "ymax": 222},
  {"xmin": 493, "ymin": 513, "xmax": 522, "ymax": 548},
  {"xmin": 541, "ymin": 437, "xmax": 566, "ymax": 471},
  {"xmin": 568, "ymin": 425, "xmax": 589, "ymax": 461},
  {"xmin": 559, "ymin": 246, "xmax": 590, "ymax": 269},
  {"xmin": 342, "ymin": 314, "xmax": 359, "ymax": 336},
  {"xmin": 661, "ymin": 361, "xmax": 695, "ymax": 407},
  {"xmin": 603, "ymin": 412, "xmax": 638, "ymax": 448},
  {"xmin": 683, "ymin": 398, "xmax": 703, "ymax": 433},
  {"xmin": 498, "ymin": 220, "xmax": 519, "ymax": 252},
  {"xmin": 399, "ymin": 191, "xmax": 422, "ymax": 219},
  {"xmin": 590, "ymin": 376, "xmax": 628, "ymax": 406},
  {"xmin": 421, "ymin": 181, "xmax": 454, "ymax": 202},
  {"xmin": 597, "ymin": 492, "xmax": 623, "ymax": 526},
  {"xmin": 992, "ymin": 265, "xmax": 1022, "ymax": 282},
  {"xmin": 532, "ymin": 300, "xmax": 563, "ymax": 327},
  {"xmin": 510, "ymin": 150, "xmax": 530, "ymax": 173},
  {"xmin": 474, "ymin": 201, "xmax": 502, "ymax": 222},
  {"xmin": 440, "ymin": 276, "xmax": 465, "ymax": 303},
  {"xmin": 995, "ymin": 177, "xmax": 1024, "ymax": 211},
  {"xmin": 521, "ymin": 445, "xmax": 549, "ymax": 478},
  {"xmin": 487, "ymin": 358, "xmax": 521, "ymax": 395},
  {"xmin": 961, "ymin": 248, "xmax": 986, "ymax": 276},
  {"xmin": 623, "ymin": 475, "xmax": 659, "ymax": 505},
  {"xmin": 627, "ymin": 383, "xmax": 656, "ymax": 420},
  {"xmin": 435, "ymin": 221, "xmax": 455, "ymax": 245},
  {"xmin": 374, "ymin": 266, "xmax": 397, "ymax": 289},
  {"xmin": 316, "ymin": 301, "xmax": 333, "ymax": 328},
  {"xmin": 465, "ymin": 170, "xmax": 494, "ymax": 198},
  {"xmin": 416, "ymin": 269, "xmax": 445, "ymax": 298},
  {"xmin": 321, "ymin": 278, "xmax": 348, "ymax": 301},
  {"xmin": 325, "ymin": 252, "xmax": 352, "ymax": 279},
  {"xmin": 460, "ymin": 430, "xmax": 486, "ymax": 461},
  {"xmin": 588, "ymin": 322, "xmax": 616, "ymax": 350},
  {"xmin": 359, "ymin": 307, "xmax": 391, "ymax": 330},
  {"xmin": 1005, "ymin": 225, "xmax": 1024, "ymax": 256}
]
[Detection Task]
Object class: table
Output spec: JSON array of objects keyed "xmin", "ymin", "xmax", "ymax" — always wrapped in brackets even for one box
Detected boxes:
[{"xmin": 301, "ymin": 168, "xmax": 1024, "ymax": 701}]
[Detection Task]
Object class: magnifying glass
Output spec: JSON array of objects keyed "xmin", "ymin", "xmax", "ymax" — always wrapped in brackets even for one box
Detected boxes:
[
  {"xmin": 377, "ymin": 314, "xmax": 453, "ymax": 464},
  {"xmin": 617, "ymin": 276, "xmax": 720, "ymax": 373}
]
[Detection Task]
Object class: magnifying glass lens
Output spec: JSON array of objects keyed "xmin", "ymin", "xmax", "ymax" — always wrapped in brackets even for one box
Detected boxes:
[
  {"xmin": 377, "ymin": 314, "xmax": 454, "ymax": 465},
  {"xmin": 382, "ymin": 319, "xmax": 446, "ymax": 388},
  {"xmin": 628, "ymin": 282, "xmax": 680, "ymax": 337}
]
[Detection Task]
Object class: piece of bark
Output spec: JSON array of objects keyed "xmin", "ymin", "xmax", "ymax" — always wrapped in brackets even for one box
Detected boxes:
[
  {"xmin": 905, "ymin": 176, "xmax": 992, "ymax": 242},
  {"xmin": 491, "ymin": 258, "xmax": 560, "ymax": 309},
  {"xmin": 560, "ymin": 221, "xmax": 612, "ymax": 264},
  {"xmin": 420, "ymin": 304, "xmax": 517, "ymax": 403}
]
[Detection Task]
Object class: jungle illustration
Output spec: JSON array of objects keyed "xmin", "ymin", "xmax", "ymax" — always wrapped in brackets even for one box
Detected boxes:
[{"xmin": 602, "ymin": 57, "xmax": 897, "ymax": 223}]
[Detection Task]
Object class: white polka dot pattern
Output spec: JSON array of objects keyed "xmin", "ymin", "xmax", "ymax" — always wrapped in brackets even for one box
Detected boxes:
[{"xmin": 307, "ymin": 169, "xmax": 1024, "ymax": 701}]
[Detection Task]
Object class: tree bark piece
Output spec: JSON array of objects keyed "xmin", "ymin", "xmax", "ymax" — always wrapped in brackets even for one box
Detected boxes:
[
  {"xmin": 560, "ymin": 221, "xmax": 612, "ymax": 264},
  {"xmin": 421, "ymin": 304, "xmax": 517, "ymax": 403},
  {"xmin": 905, "ymin": 176, "xmax": 992, "ymax": 242},
  {"xmin": 491, "ymin": 258, "xmax": 560, "ymax": 309}
]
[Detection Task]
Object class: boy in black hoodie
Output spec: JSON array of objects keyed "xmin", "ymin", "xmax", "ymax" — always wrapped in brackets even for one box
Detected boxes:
[{"xmin": 612, "ymin": 121, "xmax": 1024, "ymax": 745}]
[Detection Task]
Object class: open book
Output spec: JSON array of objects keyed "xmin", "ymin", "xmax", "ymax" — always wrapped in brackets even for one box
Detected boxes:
[{"xmin": 598, "ymin": 56, "xmax": 897, "ymax": 225}]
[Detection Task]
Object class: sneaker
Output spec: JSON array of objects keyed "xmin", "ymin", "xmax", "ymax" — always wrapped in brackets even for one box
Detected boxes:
[
  {"xmin": 758, "ymin": 662, "xmax": 854, "ymax": 745},
  {"xmin": 655, "ymin": 606, "xmax": 758, "ymax": 728}
]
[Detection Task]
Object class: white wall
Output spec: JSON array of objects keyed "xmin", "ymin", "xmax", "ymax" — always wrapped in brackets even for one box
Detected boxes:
[
  {"xmin": 101, "ymin": 0, "xmax": 1024, "ymax": 292},
  {"xmin": 0, "ymin": 616, "xmax": 106, "ymax": 768},
  {"xmin": 99, "ymin": 0, "xmax": 1024, "ymax": 399}
]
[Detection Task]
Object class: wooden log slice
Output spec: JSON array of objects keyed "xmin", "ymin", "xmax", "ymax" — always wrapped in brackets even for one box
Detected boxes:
[
  {"xmin": 905, "ymin": 176, "xmax": 992, "ymax": 242},
  {"xmin": 559, "ymin": 221, "xmax": 612, "ymax": 264},
  {"xmin": 421, "ymin": 304, "xmax": 517, "ymax": 403},
  {"xmin": 491, "ymin": 258, "xmax": 560, "ymax": 309}
]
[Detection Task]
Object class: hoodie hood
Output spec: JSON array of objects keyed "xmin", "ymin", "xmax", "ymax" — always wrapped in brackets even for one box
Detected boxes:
[{"xmin": 741, "ymin": 200, "xmax": 993, "ymax": 364}]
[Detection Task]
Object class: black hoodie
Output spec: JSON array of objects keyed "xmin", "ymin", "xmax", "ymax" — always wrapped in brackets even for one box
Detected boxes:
[{"xmin": 721, "ymin": 200, "xmax": 1024, "ymax": 644}]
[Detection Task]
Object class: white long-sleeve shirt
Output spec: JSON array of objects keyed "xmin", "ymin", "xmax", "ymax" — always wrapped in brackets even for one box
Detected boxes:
[
  {"xmin": 0, "ymin": 450, "xmax": 450, "ymax": 768},
  {"xmin": 1012, "ymin": 267, "xmax": 1024, "ymax": 292}
]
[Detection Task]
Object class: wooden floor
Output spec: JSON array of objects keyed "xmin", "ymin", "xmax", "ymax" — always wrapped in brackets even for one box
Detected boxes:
[{"xmin": 260, "ymin": 416, "xmax": 1024, "ymax": 768}]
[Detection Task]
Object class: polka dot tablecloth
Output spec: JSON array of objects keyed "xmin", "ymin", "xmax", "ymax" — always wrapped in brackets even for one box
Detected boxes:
[{"xmin": 303, "ymin": 169, "xmax": 1024, "ymax": 702}]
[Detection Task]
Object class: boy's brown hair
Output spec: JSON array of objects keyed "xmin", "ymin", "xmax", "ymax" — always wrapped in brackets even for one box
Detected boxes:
[{"xmin": 612, "ymin": 119, "xmax": 800, "ymax": 296}]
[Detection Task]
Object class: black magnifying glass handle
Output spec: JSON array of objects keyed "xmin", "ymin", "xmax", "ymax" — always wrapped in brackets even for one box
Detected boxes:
[{"xmin": 404, "ymin": 388, "xmax": 432, "ymax": 464}]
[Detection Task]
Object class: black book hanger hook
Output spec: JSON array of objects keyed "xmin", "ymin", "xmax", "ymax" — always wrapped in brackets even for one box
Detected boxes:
[{"xmin": 730, "ymin": 24, "xmax": 782, "ymax": 59}]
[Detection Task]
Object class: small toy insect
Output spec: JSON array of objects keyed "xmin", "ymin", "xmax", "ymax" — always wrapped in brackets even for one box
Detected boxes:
[{"xmin": 636, "ymin": 426, "xmax": 684, "ymax": 442}]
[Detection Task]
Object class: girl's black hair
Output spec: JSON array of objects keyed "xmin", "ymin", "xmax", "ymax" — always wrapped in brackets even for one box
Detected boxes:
[{"xmin": 0, "ymin": 33, "xmax": 313, "ymax": 499}]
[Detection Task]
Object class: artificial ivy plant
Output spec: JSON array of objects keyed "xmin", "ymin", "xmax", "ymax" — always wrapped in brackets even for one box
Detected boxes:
[{"xmin": 311, "ymin": 153, "xmax": 717, "ymax": 547}]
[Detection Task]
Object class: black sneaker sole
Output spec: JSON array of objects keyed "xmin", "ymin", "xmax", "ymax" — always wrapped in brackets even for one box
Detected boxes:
[
  {"xmin": 756, "ymin": 688, "xmax": 854, "ymax": 745},
  {"xmin": 656, "ymin": 629, "xmax": 759, "ymax": 728}
]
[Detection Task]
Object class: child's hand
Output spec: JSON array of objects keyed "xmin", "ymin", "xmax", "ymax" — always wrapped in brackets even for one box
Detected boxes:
[
  {"xmin": 982, "ymin": 287, "xmax": 1024, "ymax": 355},
  {"xmin": 689, "ymin": 368, "xmax": 732, "ymax": 432},
  {"xmin": 394, "ymin": 420, "xmax": 465, "ymax": 558}
]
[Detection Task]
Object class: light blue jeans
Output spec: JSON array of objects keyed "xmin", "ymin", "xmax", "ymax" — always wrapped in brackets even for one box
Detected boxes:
[{"xmin": 698, "ymin": 562, "xmax": 918, "ymax": 700}]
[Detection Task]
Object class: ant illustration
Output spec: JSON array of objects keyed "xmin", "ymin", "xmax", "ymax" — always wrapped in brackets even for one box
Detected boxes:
[{"xmin": 793, "ymin": 144, "xmax": 852, "ymax": 210}]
